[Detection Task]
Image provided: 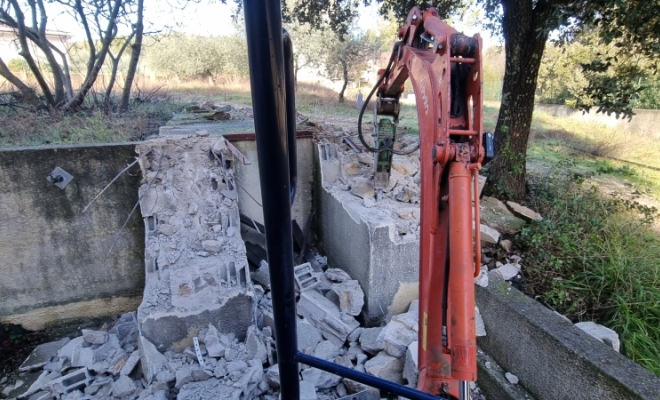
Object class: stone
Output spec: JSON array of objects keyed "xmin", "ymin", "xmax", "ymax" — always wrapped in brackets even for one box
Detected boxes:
[
  {"xmin": 313, "ymin": 340, "xmax": 341, "ymax": 360},
  {"xmin": 479, "ymin": 224, "xmax": 500, "ymax": 244},
  {"xmin": 71, "ymin": 342, "xmax": 95, "ymax": 369},
  {"xmin": 298, "ymin": 318, "xmax": 323, "ymax": 352},
  {"xmin": 331, "ymin": 280, "xmax": 365, "ymax": 316},
  {"xmin": 575, "ymin": 322, "xmax": 621, "ymax": 352},
  {"xmin": 480, "ymin": 196, "xmax": 526, "ymax": 234},
  {"xmin": 350, "ymin": 177, "xmax": 375, "ymax": 199},
  {"xmin": 505, "ymin": 372, "xmax": 519, "ymax": 385},
  {"xmin": 245, "ymin": 326, "xmax": 267, "ymax": 363},
  {"xmin": 475, "ymin": 307, "xmax": 487, "ymax": 337},
  {"xmin": 205, "ymin": 324, "xmax": 226, "ymax": 358},
  {"xmin": 139, "ymin": 335, "xmax": 169, "ymax": 383},
  {"xmin": 492, "ymin": 263, "xmax": 520, "ymax": 281},
  {"xmin": 265, "ymin": 365, "xmax": 280, "ymax": 388},
  {"xmin": 192, "ymin": 368, "xmax": 213, "ymax": 381},
  {"xmin": 348, "ymin": 327, "xmax": 362, "ymax": 343},
  {"xmin": 120, "ymin": 350, "xmax": 141, "ymax": 375},
  {"xmin": 175, "ymin": 369, "xmax": 194, "ymax": 389},
  {"xmin": 403, "ymin": 341, "xmax": 418, "ymax": 387},
  {"xmin": 325, "ymin": 268, "xmax": 352, "ymax": 283},
  {"xmin": 297, "ymin": 290, "xmax": 360, "ymax": 347},
  {"xmin": 201, "ymin": 240, "xmax": 222, "ymax": 253},
  {"xmin": 111, "ymin": 375, "xmax": 136, "ymax": 398},
  {"xmin": 301, "ymin": 367, "xmax": 342, "ymax": 389},
  {"xmin": 376, "ymin": 312, "xmax": 418, "ymax": 358},
  {"xmin": 299, "ymin": 380, "xmax": 318, "ymax": 400},
  {"xmin": 19, "ymin": 337, "xmax": 70, "ymax": 372},
  {"xmin": 81, "ymin": 329, "xmax": 108, "ymax": 345},
  {"xmin": 506, "ymin": 201, "xmax": 543, "ymax": 222},
  {"xmin": 359, "ymin": 327, "xmax": 384, "ymax": 355},
  {"xmin": 475, "ymin": 266, "xmax": 489, "ymax": 288},
  {"xmin": 364, "ymin": 352, "xmax": 405, "ymax": 384},
  {"xmin": 500, "ymin": 239, "xmax": 513, "ymax": 252}
]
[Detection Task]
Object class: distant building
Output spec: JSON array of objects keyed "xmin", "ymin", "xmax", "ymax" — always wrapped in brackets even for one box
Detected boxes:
[{"xmin": 0, "ymin": 23, "xmax": 70, "ymax": 63}]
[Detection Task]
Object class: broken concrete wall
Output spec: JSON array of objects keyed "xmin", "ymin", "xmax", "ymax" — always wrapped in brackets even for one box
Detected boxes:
[
  {"xmin": 136, "ymin": 133, "xmax": 254, "ymax": 352},
  {"xmin": 314, "ymin": 143, "xmax": 419, "ymax": 324},
  {"xmin": 0, "ymin": 143, "xmax": 144, "ymax": 330}
]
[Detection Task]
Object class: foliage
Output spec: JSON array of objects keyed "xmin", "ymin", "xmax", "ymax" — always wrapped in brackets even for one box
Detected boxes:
[
  {"xmin": 519, "ymin": 167, "xmax": 660, "ymax": 376},
  {"xmin": 143, "ymin": 33, "xmax": 249, "ymax": 83}
]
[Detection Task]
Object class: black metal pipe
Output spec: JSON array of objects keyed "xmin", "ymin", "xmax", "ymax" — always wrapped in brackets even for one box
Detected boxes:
[
  {"xmin": 243, "ymin": 2, "xmax": 299, "ymax": 399},
  {"xmin": 283, "ymin": 29, "xmax": 297, "ymax": 205},
  {"xmin": 297, "ymin": 352, "xmax": 444, "ymax": 400}
]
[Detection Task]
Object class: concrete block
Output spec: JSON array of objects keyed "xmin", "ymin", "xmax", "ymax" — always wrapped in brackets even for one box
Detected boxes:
[
  {"xmin": 297, "ymin": 290, "xmax": 360, "ymax": 347},
  {"xmin": 81, "ymin": 329, "xmax": 108, "ymax": 345},
  {"xmin": 204, "ymin": 324, "xmax": 226, "ymax": 358},
  {"xmin": 312, "ymin": 340, "xmax": 341, "ymax": 361},
  {"xmin": 315, "ymin": 145, "xmax": 421, "ymax": 323},
  {"xmin": 298, "ymin": 318, "xmax": 323, "ymax": 352},
  {"xmin": 492, "ymin": 263, "xmax": 520, "ymax": 281},
  {"xmin": 293, "ymin": 263, "xmax": 321, "ymax": 293},
  {"xmin": 47, "ymin": 368, "xmax": 92, "ymax": 395},
  {"xmin": 403, "ymin": 341, "xmax": 418, "ymax": 387},
  {"xmin": 575, "ymin": 322, "xmax": 620, "ymax": 352},
  {"xmin": 111, "ymin": 375, "xmax": 136, "ymax": 398},
  {"xmin": 476, "ymin": 272, "xmax": 660, "ymax": 400},
  {"xmin": 364, "ymin": 351, "xmax": 404, "ymax": 384},
  {"xmin": 138, "ymin": 335, "xmax": 169, "ymax": 383},
  {"xmin": 331, "ymin": 280, "xmax": 365, "ymax": 316},
  {"xmin": 480, "ymin": 224, "xmax": 501, "ymax": 244},
  {"xmin": 299, "ymin": 380, "xmax": 318, "ymax": 400},
  {"xmin": 359, "ymin": 327, "xmax": 383, "ymax": 355},
  {"xmin": 376, "ymin": 312, "xmax": 417, "ymax": 358},
  {"xmin": 19, "ymin": 338, "xmax": 70, "ymax": 372},
  {"xmin": 120, "ymin": 350, "xmax": 141, "ymax": 376}
]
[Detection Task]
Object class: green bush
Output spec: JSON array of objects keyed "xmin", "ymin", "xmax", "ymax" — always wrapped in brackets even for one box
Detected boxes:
[{"xmin": 520, "ymin": 167, "xmax": 660, "ymax": 376}]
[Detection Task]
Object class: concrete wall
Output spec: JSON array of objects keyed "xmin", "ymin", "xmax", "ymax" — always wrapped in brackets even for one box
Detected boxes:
[
  {"xmin": 0, "ymin": 143, "xmax": 145, "ymax": 330},
  {"xmin": 534, "ymin": 103, "xmax": 660, "ymax": 139},
  {"xmin": 477, "ymin": 273, "xmax": 660, "ymax": 400}
]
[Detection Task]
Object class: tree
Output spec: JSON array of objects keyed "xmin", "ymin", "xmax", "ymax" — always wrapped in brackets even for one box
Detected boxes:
[
  {"xmin": 320, "ymin": 30, "xmax": 381, "ymax": 102},
  {"xmin": 286, "ymin": 0, "xmax": 660, "ymax": 200},
  {"xmin": 0, "ymin": 0, "xmax": 144, "ymax": 111}
]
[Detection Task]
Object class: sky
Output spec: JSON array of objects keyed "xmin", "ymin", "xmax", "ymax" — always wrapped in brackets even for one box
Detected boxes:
[{"xmin": 43, "ymin": 1, "xmax": 497, "ymax": 48}]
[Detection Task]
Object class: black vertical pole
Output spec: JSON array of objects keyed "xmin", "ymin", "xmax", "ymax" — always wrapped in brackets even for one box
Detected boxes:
[{"xmin": 243, "ymin": 2, "xmax": 300, "ymax": 400}]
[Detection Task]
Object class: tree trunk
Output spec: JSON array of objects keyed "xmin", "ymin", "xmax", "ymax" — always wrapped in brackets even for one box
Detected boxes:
[
  {"xmin": 486, "ymin": 0, "xmax": 549, "ymax": 201},
  {"xmin": 0, "ymin": 57, "xmax": 41, "ymax": 107},
  {"xmin": 119, "ymin": 0, "xmax": 143, "ymax": 112},
  {"xmin": 62, "ymin": 0, "xmax": 122, "ymax": 111},
  {"xmin": 338, "ymin": 60, "xmax": 348, "ymax": 103}
]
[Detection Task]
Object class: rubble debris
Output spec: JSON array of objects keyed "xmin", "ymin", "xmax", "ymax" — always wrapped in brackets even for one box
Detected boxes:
[
  {"xmin": 330, "ymin": 279, "xmax": 365, "ymax": 316},
  {"xmin": 19, "ymin": 338, "xmax": 70, "ymax": 372},
  {"xmin": 499, "ymin": 239, "xmax": 513, "ymax": 252},
  {"xmin": 479, "ymin": 224, "xmax": 500, "ymax": 244},
  {"xmin": 475, "ymin": 265, "xmax": 489, "ymax": 288},
  {"xmin": 492, "ymin": 263, "xmax": 521, "ymax": 281},
  {"xmin": 376, "ymin": 309, "xmax": 418, "ymax": 358},
  {"xmin": 298, "ymin": 318, "xmax": 323, "ymax": 352},
  {"xmin": 364, "ymin": 351, "xmax": 405, "ymax": 384},
  {"xmin": 575, "ymin": 321, "xmax": 621, "ymax": 352},
  {"xmin": 359, "ymin": 327, "xmax": 384, "ymax": 355},
  {"xmin": 480, "ymin": 196, "xmax": 527, "ymax": 234},
  {"xmin": 505, "ymin": 372, "xmax": 519, "ymax": 385},
  {"xmin": 297, "ymin": 290, "xmax": 360, "ymax": 347},
  {"xmin": 403, "ymin": 341, "xmax": 418, "ymax": 387},
  {"xmin": 294, "ymin": 262, "xmax": 322, "ymax": 293},
  {"xmin": 475, "ymin": 306, "xmax": 487, "ymax": 337}
]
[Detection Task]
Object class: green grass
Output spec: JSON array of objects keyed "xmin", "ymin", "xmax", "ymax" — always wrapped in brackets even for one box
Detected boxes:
[{"xmin": 518, "ymin": 171, "xmax": 660, "ymax": 376}]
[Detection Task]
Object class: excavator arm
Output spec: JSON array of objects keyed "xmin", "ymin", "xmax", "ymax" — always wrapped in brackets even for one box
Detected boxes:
[{"xmin": 359, "ymin": 7, "xmax": 493, "ymax": 399}]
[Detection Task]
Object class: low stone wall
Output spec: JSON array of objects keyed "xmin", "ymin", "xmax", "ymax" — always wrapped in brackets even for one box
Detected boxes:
[
  {"xmin": 476, "ymin": 273, "xmax": 660, "ymax": 400},
  {"xmin": 534, "ymin": 103, "xmax": 660, "ymax": 138},
  {"xmin": 0, "ymin": 143, "xmax": 145, "ymax": 330}
]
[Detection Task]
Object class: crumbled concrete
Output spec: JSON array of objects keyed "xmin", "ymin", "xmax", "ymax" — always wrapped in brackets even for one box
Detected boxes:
[
  {"xmin": 81, "ymin": 330, "xmax": 108, "ymax": 345},
  {"xmin": 19, "ymin": 338, "xmax": 70, "ymax": 372},
  {"xmin": 403, "ymin": 341, "xmax": 418, "ymax": 387},
  {"xmin": 376, "ymin": 310, "xmax": 418, "ymax": 358},
  {"xmin": 358, "ymin": 327, "xmax": 384, "ymax": 355},
  {"xmin": 330, "ymin": 279, "xmax": 365, "ymax": 316},
  {"xmin": 364, "ymin": 351, "xmax": 405, "ymax": 384},
  {"xmin": 136, "ymin": 134, "xmax": 254, "ymax": 351},
  {"xmin": 480, "ymin": 224, "xmax": 501, "ymax": 244},
  {"xmin": 297, "ymin": 290, "xmax": 360, "ymax": 347},
  {"xmin": 505, "ymin": 372, "xmax": 519, "ymax": 385},
  {"xmin": 298, "ymin": 318, "xmax": 323, "ymax": 352},
  {"xmin": 575, "ymin": 321, "xmax": 621, "ymax": 352},
  {"xmin": 476, "ymin": 306, "xmax": 487, "ymax": 337},
  {"xmin": 120, "ymin": 350, "xmax": 141, "ymax": 376},
  {"xmin": 111, "ymin": 375, "xmax": 136, "ymax": 398},
  {"xmin": 480, "ymin": 197, "xmax": 527, "ymax": 234}
]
